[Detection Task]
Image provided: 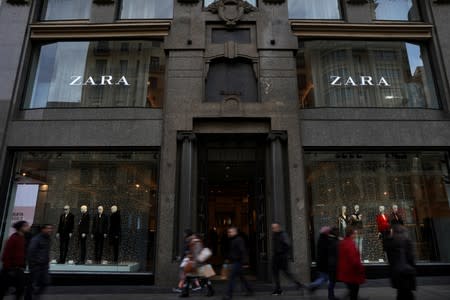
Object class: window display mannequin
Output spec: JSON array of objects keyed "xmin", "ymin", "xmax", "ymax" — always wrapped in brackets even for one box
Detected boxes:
[
  {"xmin": 77, "ymin": 205, "xmax": 90, "ymax": 265},
  {"xmin": 338, "ymin": 206, "xmax": 348, "ymax": 237},
  {"xmin": 376, "ymin": 205, "xmax": 390, "ymax": 249},
  {"xmin": 92, "ymin": 205, "xmax": 108, "ymax": 264},
  {"xmin": 56, "ymin": 205, "xmax": 75, "ymax": 264},
  {"xmin": 109, "ymin": 205, "xmax": 121, "ymax": 263},
  {"xmin": 390, "ymin": 204, "xmax": 404, "ymax": 226},
  {"xmin": 349, "ymin": 204, "xmax": 363, "ymax": 257}
]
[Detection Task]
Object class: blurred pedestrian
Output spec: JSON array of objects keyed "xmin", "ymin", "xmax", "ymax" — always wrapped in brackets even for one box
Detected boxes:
[
  {"xmin": 308, "ymin": 226, "xmax": 339, "ymax": 300},
  {"xmin": 385, "ymin": 225, "xmax": 416, "ymax": 300},
  {"xmin": 27, "ymin": 224, "xmax": 53, "ymax": 300},
  {"xmin": 0, "ymin": 221, "xmax": 30, "ymax": 300},
  {"xmin": 223, "ymin": 227, "xmax": 253, "ymax": 300},
  {"xmin": 337, "ymin": 227, "xmax": 365, "ymax": 300},
  {"xmin": 271, "ymin": 222, "xmax": 304, "ymax": 296}
]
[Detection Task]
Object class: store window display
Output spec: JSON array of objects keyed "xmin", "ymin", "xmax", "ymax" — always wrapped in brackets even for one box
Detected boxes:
[
  {"xmin": 0, "ymin": 151, "xmax": 159, "ymax": 273},
  {"xmin": 306, "ymin": 151, "xmax": 450, "ymax": 264}
]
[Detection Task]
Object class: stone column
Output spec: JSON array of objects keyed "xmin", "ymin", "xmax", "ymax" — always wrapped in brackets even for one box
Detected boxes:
[
  {"xmin": 176, "ymin": 132, "xmax": 196, "ymax": 256},
  {"xmin": 268, "ymin": 131, "xmax": 288, "ymax": 227}
]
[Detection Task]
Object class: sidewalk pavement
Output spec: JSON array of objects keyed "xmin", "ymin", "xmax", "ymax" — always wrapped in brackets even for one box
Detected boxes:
[{"xmin": 5, "ymin": 277, "xmax": 450, "ymax": 300}]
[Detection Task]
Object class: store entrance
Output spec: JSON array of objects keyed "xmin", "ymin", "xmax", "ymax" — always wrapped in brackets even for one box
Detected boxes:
[{"xmin": 197, "ymin": 134, "xmax": 268, "ymax": 280}]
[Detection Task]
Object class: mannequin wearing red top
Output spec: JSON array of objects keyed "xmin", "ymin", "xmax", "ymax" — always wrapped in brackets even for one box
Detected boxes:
[
  {"xmin": 377, "ymin": 206, "xmax": 390, "ymax": 250},
  {"xmin": 337, "ymin": 227, "xmax": 366, "ymax": 300}
]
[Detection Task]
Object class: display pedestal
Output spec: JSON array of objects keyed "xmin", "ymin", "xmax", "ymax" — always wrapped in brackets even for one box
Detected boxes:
[{"xmin": 50, "ymin": 262, "xmax": 140, "ymax": 272}]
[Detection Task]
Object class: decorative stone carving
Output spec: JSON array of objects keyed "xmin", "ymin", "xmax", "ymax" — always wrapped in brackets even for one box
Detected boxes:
[
  {"xmin": 262, "ymin": 0, "xmax": 285, "ymax": 4},
  {"xmin": 178, "ymin": 0, "xmax": 200, "ymax": 3},
  {"xmin": 347, "ymin": 0, "xmax": 369, "ymax": 4},
  {"xmin": 6, "ymin": 0, "xmax": 30, "ymax": 5},
  {"xmin": 207, "ymin": 0, "xmax": 256, "ymax": 27},
  {"xmin": 93, "ymin": 0, "xmax": 115, "ymax": 4}
]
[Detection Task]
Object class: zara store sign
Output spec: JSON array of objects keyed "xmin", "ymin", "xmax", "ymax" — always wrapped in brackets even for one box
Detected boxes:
[
  {"xmin": 69, "ymin": 75, "xmax": 130, "ymax": 86},
  {"xmin": 329, "ymin": 76, "xmax": 391, "ymax": 87}
]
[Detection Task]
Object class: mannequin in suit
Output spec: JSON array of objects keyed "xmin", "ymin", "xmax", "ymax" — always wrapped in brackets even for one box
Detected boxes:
[
  {"xmin": 390, "ymin": 204, "xmax": 404, "ymax": 226},
  {"xmin": 349, "ymin": 204, "xmax": 363, "ymax": 257},
  {"xmin": 109, "ymin": 205, "xmax": 121, "ymax": 263},
  {"xmin": 77, "ymin": 205, "xmax": 90, "ymax": 264},
  {"xmin": 56, "ymin": 205, "xmax": 75, "ymax": 264},
  {"xmin": 92, "ymin": 206, "xmax": 108, "ymax": 264},
  {"xmin": 338, "ymin": 206, "xmax": 348, "ymax": 238}
]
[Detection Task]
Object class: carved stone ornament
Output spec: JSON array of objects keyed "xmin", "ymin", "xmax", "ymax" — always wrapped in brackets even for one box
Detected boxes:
[
  {"xmin": 6, "ymin": 0, "xmax": 30, "ymax": 5},
  {"xmin": 262, "ymin": 0, "xmax": 285, "ymax": 4},
  {"xmin": 347, "ymin": 0, "xmax": 369, "ymax": 4},
  {"xmin": 178, "ymin": 0, "xmax": 201, "ymax": 3},
  {"xmin": 93, "ymin": 0, "xmax": 115, "ymax": 4},
  {"xmin": 207, "ymin": 0, "xmax": 256, "ymax": 27}
]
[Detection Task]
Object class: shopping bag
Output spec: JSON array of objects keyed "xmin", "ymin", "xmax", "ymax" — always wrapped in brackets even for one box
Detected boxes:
[
  {"xmin": 220, "ymin": 263, "xmax": 230, "ymax": 280},
  {"xmin": 198, "ymin": 264, "xmax": 216, "ymax": 278}
]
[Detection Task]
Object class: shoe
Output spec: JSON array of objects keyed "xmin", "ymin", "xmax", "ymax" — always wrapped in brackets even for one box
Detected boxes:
[
  {"xmin": 206, "ymin": 289, "xmax": 215, "ymax": 297},
  {"xmin": 271, "ymin": 290, "xmax": 282, "ymax": 296},
  {"xmin": 191, "ymin": 286, "xmax": 202, "ymax": 292},
  {"xmin": 172, "ymin": 288, "xmax": 182, "ymax": 293}
]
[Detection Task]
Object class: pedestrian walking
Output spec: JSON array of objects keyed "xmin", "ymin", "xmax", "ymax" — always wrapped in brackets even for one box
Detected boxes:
[
  {"xmin": 0, "ymin": 221, "xmax": 30, "ymax": 300},
  {"xmin": 271, "ymin": 222, "xmax": 304, "ymax": 296},
  {"xmin": 223, "ymin": 227, "xmax": 253, "ymax": 300},
  {"xmin": 308, "ymin": 226, "xmax": 339, "ymax": 300},
  {"xmin": 26, "ymin": 224, "xmax": 53, "ymax": 300},
  {"xmin": 385, "ymin": 225, "xmax": 416, "ymax": 300},
  {"xmin": 337, "ymin": 227, "xmax": 365, "ymax": 300}
]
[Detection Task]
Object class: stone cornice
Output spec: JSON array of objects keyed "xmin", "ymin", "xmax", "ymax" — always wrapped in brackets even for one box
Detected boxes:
[
  {"xmin": 290, "ymin": 22, "xmax": 433, "ymax": 40},
  {"xmin": 30, "ymin": 22, "xmax": 171, "ymax": 40}
]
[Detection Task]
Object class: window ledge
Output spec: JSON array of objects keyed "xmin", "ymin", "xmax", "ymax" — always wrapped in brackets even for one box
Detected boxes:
[
  {"xmin": 290, "ymin": 22, "xmax": 433, "ymax": 40},
  {"xmin": 30, "ymin": 21, "xmax": 171, "ymax": 40}
]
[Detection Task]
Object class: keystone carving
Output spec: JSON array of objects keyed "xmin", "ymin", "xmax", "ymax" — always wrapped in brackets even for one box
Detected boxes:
[{"xmin": 207, "ymin": 0, "xmax": 256, "ymax": 27}]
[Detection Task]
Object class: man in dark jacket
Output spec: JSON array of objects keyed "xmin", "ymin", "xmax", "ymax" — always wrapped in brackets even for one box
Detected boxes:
[
  {"xmin": 271, "ymin": 222, "xmax": 304, "ymax": 296},
  {"xmin": 385, "ymin": 225, "xmax": 416, "ymax": 300},
  {"xmin": 0, "ymin": 220, "xmax": 30, "ymax": 300},
  {"xmin": 223, "ymin": 227, "xmax": 253, "ymax": 300},
  {"xmin": 27, "ymin": 224, "xmax": 53, "ymax": 299}
]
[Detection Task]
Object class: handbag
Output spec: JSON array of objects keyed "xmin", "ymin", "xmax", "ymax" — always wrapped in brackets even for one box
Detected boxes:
[
  {"xmin": 197, "ymin": 247, "xmax": 212, "ymax": 263},
  {"xmin": 198, "ymin": 264, "xmax": 216, "ymax": 278}
]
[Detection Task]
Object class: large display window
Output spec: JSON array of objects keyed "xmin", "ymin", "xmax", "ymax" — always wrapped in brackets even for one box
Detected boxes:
[
  {"xmin": 1, "ymin": 151, "xmax": 159, "ymax": 273},
  {"xmin": 120, "ymin": 0, "xmax": 173, "ymax": 19},
  {"xmin": 24, "ymin": 40, "xmax": 165, "ymax": 109},
  {"xmin": 305, "ymin": 151, "xmax": 450, "ymax": 264},
  {"xmin": 288, "ymin": 0, "xmax": 341, "ymax": 20},
  {"xmin": 41, "ymin": 0, "xmax": 91, "ymax": 21},
  {"xmin": 370, "ymin": 0, "xmax": 421, "ymax": 21},
  {"xmin": 297, "ymin": 40, "xmax": 440, "ymax": 109}
]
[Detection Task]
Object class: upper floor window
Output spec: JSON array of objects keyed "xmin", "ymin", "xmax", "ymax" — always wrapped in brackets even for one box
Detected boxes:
[
  {"xmin": 297, "ymin": 40, "xmax": 439, "ymax": 109},
  {"xmin": 204, "ymin": 0, "xmax": 257, "ymax": 6},
  {"xmin": 24, "ymin": 40, "xmax": 166, "ymax": 109},
  {"xmin": 370, "ymin": 0, "xmax": 421, "ymax": 21},
  {"xmin": 41, "ymin": 0, "xmax": 91, "ymax": 21},
  {"xmin": 120, "ymin": 0, "xmax": 173, "ymax": 19},
  {"xmin": 288, "ymin": 0, "xmax": 341, "ymax": 19}
]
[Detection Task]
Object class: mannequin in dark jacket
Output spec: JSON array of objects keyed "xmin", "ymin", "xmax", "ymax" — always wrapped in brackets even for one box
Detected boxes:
[
  {"xmin": 56, "ymin": 205, "xmax": 75, "ymax": 264},
  {"xmin": 77, "ymin": 205, "xmax": 90, "ymax": 264},
  {"xmin": 271, "ymin": 222, "xmax": 303, "ymax": 295},
  {"xmin": 109, "ymin": 205, "xmax": 121, "ymax": 263},
  {"xmin": 223, "ymin": 227, "xmax": 253, "ymax": 300},
  {"xmin": 385, "ymin": 225, "xmax": 416, "ymax": 300},
  {"xmin": 91, "ymin": 206, "xmax": 108, "ymax": 264}
]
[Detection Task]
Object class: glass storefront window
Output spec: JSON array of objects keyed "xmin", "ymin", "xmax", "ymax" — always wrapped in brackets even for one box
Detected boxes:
[
  {"xmin": 370, "ymin": 0, "xmax": 421, "ymax": 21},
  {"xmin": 120, "ymin": 0, "xmax": 173, "ymax": 19},
  {"xmin": 288, "ymin": 0, "xmax": 341, "ymax": 19},
  {"xmin": 305, "ymin": 151, "xmax": 450, "ymax": 263},
  {"xmin": 24, "ymin": 40, "xmax": 165, "ymax": 109},
  {"xmin": 297, "ymin": 40, "xmax": 439, "ymax": 109},
  {"xmin": 204, "ymin": 0, "xmax": 257, "ymax": 6},
  {"xmin": 41, "ymin": 0, "xmax": 91, "ymax": 21},
  {"xmin": 1, "ymin": 151, "xmax": 159, "ymax": 273}
]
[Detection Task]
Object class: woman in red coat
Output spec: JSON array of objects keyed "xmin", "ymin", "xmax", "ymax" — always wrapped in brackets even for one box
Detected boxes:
[{"xmin": 337, "ymin": 227, "xmax": 366, "ymax": 300}]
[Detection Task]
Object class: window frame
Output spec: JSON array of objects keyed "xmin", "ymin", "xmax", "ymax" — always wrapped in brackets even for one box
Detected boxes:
[{"xmin": 287, "ymin": 0, "xmax": 343, "ymax": 20}]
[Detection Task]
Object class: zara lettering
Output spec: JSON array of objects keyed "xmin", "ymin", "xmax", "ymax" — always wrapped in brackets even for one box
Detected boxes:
[
  {"xmin": 69, "ymin": 76, "xmax": 130, "ymax": 86},
  {"xmin": 330, "ymin": 76, "xmax": 390, "ymax": 87}
]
